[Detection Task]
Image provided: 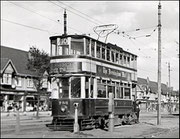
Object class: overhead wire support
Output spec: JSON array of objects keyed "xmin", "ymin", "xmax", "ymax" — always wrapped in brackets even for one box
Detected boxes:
[{"xmin": 157, "ymin": 0, "xmax": 162, "ymax": 125}]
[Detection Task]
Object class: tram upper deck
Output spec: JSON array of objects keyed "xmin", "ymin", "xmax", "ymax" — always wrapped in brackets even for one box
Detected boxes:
[{"xmin": 49, "ymin": 34, "xmax": 137, "ymax": 82}]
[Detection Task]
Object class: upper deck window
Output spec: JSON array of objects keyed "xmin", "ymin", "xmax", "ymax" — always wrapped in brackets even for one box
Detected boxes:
[
  {"xmin": 57, "ymin": 38, "xmax": 69, "ymax": 55},
  {"xmin": 102, "ymin": 46, "xmax": 106, "ymax": 60},
  {"xmin": 96, "ymin": 43, "xmax": 101, "ymax": 58},
  {"xmin": 86, "ymin": 39, "xmax": 90, "ymax": 55},
  {"xmin": 107, "ymin": 47, "xmax": 110, "ymax": 61},
  {"xmin": 91, "ymin": 40, "xmax": 95, "ymax": 57},
  {"xmin": 71, "ymin": 38, "xmax": 84, "ymax": 55},
  {"xmin": 111, "ymin": 50, "xmax": 115, "ymax": 62},
  {"xmin": 51, "ymin": 39, "xmax": 57, "ymax": 56}
]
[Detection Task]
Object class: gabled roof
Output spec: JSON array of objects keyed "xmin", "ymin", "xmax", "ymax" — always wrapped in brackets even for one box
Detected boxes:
[
  {"xmin": 137, "ymin": 77, "xmax": 147, "ymax": 86},
  {"xmin": 0, "ymin": 58, "xmax": 18, "ymax": 74},
  {"xmin": 1, "ymin": 58, "xmax": 10, "ymax": 71},
  {"xmin": 1, "ymin": 46, "xmax": 36, "ymax": 76},
  {"xmin": 137, "ymin": 77, "xmax": 168, "ymax": 95}
]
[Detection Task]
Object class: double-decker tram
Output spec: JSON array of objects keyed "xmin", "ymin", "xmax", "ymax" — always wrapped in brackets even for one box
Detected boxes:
[{"xmin": 46, "ymin": 34, "xmax": 138, "ymax": 131}]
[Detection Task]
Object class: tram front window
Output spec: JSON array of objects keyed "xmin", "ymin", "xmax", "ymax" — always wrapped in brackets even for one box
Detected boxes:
[
  {"xmin": 59, "ymin": 78, "xmax": 69, "ymax": 98},
  {"xmin": 71, "ymin": 77, "xmax": 81, "ymax": 98},
  {"xmin": 71, "ymin": 38, "xmax": 84, "ymax": 55},
  {"xmin": 51, "ymin": 39, "xmax": 57, "ymax": 56}
]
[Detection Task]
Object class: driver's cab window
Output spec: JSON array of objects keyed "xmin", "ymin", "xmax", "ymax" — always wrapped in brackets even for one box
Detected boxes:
[
  {"xmin": 71, "ymin": 77, "xmax": 81, "ymax": 98},
  {"xmin": 59, "ymin": 78, "xmax": 69, "ymax": 98}
]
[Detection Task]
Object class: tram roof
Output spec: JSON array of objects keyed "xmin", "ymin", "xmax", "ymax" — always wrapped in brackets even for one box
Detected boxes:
[{"xmin": 50, "ymin": 34, "xmax": 137, "ymax": 57}]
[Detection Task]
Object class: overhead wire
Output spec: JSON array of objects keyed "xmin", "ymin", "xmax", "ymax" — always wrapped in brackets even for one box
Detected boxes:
[
  {"xmin": 58, "ymin": 1, "xmax": 105, "ymax": 25},
  {"xmin": 49, "ymin": 0, "xmax": 100, "ymax": 26},
  {"xmin": 1, "ymin": 18, "xmax": 58, "ymax": 34},
  {"xmin": 8, "ymin": 1, "xmax": 60, "ymax": 24},
  {"xmin": 7, "ymin": 1, "xmax": 84, "ymax": 34}
]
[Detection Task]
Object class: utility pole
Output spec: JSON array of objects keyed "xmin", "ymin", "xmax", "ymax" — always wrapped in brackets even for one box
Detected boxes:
[
  {"xmin": 157, "ymin": 0, "xmax": 162, "ymax": 125},
  {"xmin": 168, "ymin": 62, "xmax": 172, "ymax": 114}
]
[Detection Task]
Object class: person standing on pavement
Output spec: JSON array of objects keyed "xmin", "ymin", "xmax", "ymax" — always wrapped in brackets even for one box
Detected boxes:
[{"xmin": 134, "ymin": 100, "xmax": 141, "ymax": 123}]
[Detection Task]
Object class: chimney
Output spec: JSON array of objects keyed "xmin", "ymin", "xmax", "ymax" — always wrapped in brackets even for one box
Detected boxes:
[{"xmin": 63, "ymin": 9, "xmax": 67, "ymax": 36}]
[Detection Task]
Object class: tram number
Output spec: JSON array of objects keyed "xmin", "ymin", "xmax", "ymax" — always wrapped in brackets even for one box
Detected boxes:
[{"xmin": 59, "ymin": 100, "xmax": 68, "ymax": 105}]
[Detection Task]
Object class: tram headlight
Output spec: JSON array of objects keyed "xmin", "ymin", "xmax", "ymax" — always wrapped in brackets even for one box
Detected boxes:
[{"xmin": 60, "ymin": 105, "xmax": 67, "ymax": 112}]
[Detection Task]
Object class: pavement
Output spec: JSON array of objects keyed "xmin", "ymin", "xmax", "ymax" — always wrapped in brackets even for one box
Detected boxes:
[{"xmin": 1, "ymin": 110, "xmax": 179, "ymax": 138}]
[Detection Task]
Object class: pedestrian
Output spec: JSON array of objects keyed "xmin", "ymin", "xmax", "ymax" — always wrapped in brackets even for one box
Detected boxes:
[{"xmin": 134, "ymin": 100, "xmax": 141, "ymax": 123}]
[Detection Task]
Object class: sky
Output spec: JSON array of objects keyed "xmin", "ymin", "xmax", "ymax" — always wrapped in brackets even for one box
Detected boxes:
[{"xmin": 1, "ymin": 1, "xmax": 179, "ymax": 90}]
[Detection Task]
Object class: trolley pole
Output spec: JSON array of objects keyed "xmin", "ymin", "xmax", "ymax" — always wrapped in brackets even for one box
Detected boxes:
[
  {"xmin": 73, "ymin": 103, "xmax": 79, "ymax": 133},
  {"xmin": 108, "ymin": 92, "xmax": 114, "ymax": 132},
  {"xmin": 157, "ymin": 0, "xmax": 162, "ymax": 125}
]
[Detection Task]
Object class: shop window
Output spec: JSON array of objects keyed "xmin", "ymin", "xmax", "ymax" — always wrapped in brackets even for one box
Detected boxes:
[{"xmin": 71, "ymin": 77, "xmax": 81, "ymax": 98}]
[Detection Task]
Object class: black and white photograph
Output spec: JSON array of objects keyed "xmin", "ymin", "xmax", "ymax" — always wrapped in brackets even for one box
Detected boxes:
[{"xmin": 1, "ymin": 0, "xmax": 179, "ymax": 138}]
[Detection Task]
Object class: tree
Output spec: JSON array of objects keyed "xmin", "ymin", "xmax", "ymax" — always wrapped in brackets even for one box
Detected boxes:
[{"xmin": 27, "ymin": 46, "xmax": 50, "ymax": 118}]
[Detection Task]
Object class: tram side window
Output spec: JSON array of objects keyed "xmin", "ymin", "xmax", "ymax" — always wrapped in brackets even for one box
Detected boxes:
[
  {"xmin": 108, "ymin": 86, "xmax": 115, "ymax": 98},
  {"xmin": 71, "ymin": 77, "xmax": 81, "ymax": 98},
  {"xmin": 97, "ymin": 84, "xmax": 106, "ymax": 98},
  {"xmin": 71, "ymin": 38, "xmax": 84, "ymax": 55},
  {"xmin": 86, "ymin": 39, "xmax": 90, "ymax": 55},
  {"xmin": 124, "ymin": 55, "xmax": 126, "ymax": 65},
  {"xmin": 120, "ymin": 86, "xmax": 124, "ymax": 99},
  {"xmin": 124, "ymin": 88, "xmax": 131, "ymax": 99},
  {"xmin": 111, "ymin": 50, "xmax": 115, "ymax": 62},
  {"xmin": 96, "ymin": 43, "xmax": 101, "ymax": 58},
  {"xmin": 102, "ymin": 47, "xmax": 106, "ymax": 60},
  {"xmin": 91, "ymin": 41, "xmax": 95, "ymax": 57},
  {"xmin": 115, "ymin": 52, "xmax": 119, "ymax": 64},
  {"xmin": 120, "ymin": 54, "xmax": 123, "ymax": 65},
  {"xmin": 107, "ymin": 47, "xmax": 110, "ymax": 61},
  {"xmin": 51, "ymin": 39, "xmax": 57, "ymax": 56}
]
